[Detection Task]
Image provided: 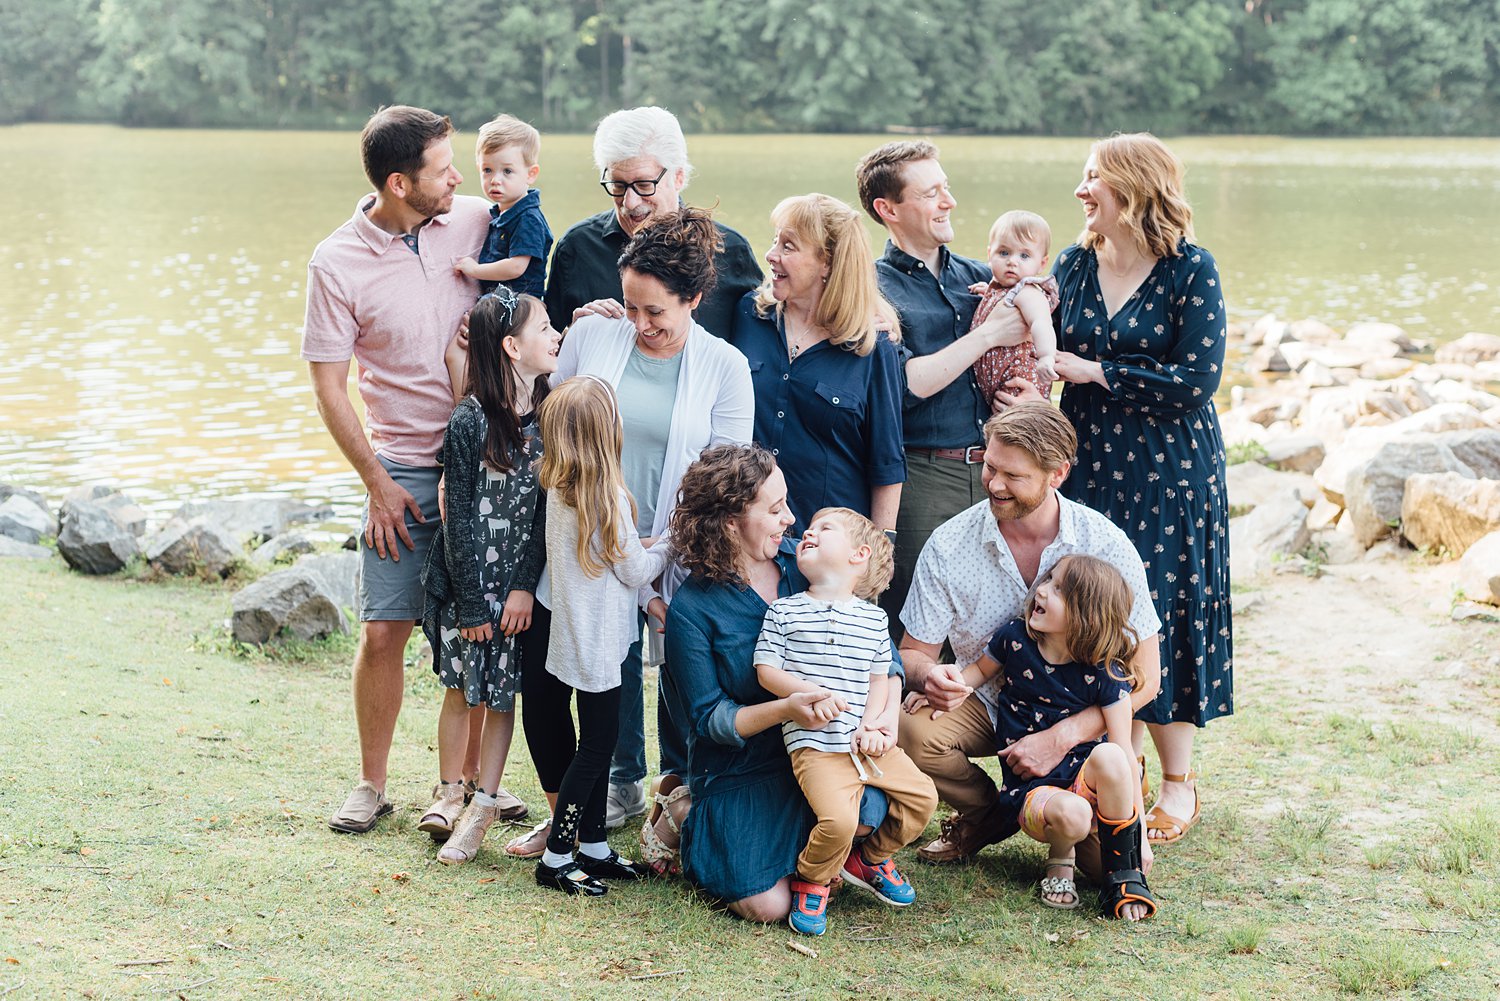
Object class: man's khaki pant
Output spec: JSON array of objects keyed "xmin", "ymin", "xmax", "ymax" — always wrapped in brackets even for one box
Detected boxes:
[
  {"xmin": 896, "ymin": 694, "xmax": 1000, "ymax": 815},
  {"xmin": 788, "ymin": 745, "xmax": 939, "ymax": 885}
]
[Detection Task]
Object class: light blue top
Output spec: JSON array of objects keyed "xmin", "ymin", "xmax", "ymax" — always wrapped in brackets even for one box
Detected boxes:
[{"xmin": 617, "ymin": 346, "xmax": 683, "ymax": 535}]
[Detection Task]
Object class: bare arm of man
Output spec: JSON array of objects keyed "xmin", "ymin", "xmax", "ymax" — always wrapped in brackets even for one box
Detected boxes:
[
  {"xmin": 904, "ymin": 305, "xmax": 1028, "ymax": 399},
  {"xmin": 998, "ymin": 633, "xmax": 1162, "ymax": 779},
  {"xmin": 870, "ymin": 483, "xmax": 901, "ymax": 532},
  {"xmin": 308, "ymin": 359, "xmax": 424, "ymax": 560},
  {"xmin": 897, "ymin": 635, "xmax": 972, "ymax": 713}
]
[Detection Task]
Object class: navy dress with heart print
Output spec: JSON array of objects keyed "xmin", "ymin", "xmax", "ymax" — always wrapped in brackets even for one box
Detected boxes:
[
  {"xmin": 1052, "ymin": 240, "xmax": 1233, "ymax": 727},
  {"xmin": 986, "ymin": 619, "xmax": 1133, "ymax": 810}
]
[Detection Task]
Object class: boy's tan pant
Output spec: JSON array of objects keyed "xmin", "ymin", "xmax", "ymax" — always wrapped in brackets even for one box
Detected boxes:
[{"xmin": 788, "ymin": 745, "xmax": 940, "ymax": 886}]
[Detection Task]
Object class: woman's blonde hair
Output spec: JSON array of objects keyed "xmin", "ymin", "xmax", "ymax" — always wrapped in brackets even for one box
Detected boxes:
[
  {"xmin": 1024, "ymin": 555, "xmax": 1143, "ymax": 692},
  {"xmin": 1079, "ymin": 132, "xmax": 1194, "ymax": 260},
  {"xmin": 753, "ymin": 193, "xmax": 900, "ymax": 355},
  {"xmin": 538, "ymin": 377, "xmax": 637, "ymax": 578}
]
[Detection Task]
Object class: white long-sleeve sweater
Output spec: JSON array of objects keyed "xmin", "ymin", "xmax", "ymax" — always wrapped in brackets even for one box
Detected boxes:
[{"xmin": 544, "ymin": 488, "xmax": 671, "ymax": 692}]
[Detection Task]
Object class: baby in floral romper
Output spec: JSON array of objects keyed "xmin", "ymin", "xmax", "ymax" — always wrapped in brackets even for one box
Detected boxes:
[{"xmin": 969, "ymin": 209, "xmax": 1060, "ymax": 408}]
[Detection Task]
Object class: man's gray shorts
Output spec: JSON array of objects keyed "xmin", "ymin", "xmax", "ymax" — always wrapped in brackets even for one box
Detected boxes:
[{"xmin": 358, "ymin": 455, "xmax": 442, "ymax": 622}]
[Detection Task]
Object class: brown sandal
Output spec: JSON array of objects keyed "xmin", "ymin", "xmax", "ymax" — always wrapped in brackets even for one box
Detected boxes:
[
  {"xmin": 1145, "ymin": 770, "xmax": 1200, "ymax": 845},
  {"xmin": 417, "ymin": 781, "xmax": 467, "ymax": 841}
]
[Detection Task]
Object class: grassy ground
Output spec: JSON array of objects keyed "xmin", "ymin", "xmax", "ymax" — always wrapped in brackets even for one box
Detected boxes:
[{"xmin": 0, "ymin": 555, "xmax": 1497, "ymax": 1000}]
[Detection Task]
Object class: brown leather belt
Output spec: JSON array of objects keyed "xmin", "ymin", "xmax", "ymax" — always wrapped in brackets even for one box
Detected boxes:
[{"xmin": 907, "ymin": 445, "xmax": 985, "ymax": 464}]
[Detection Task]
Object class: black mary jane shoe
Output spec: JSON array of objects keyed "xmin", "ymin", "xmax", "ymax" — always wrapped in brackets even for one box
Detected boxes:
[
  {"xmin": 535, "ymin": 858, "xmax": 608, "ymax": 896},
  {"xmin": 578, "ymin": 849, "xmax": 652, "ymax": 881}
]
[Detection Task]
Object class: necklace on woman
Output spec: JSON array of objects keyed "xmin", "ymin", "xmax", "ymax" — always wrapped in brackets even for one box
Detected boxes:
[
  {"xmin": 1098, "ymin": 245, "xmax": 1150, "ymax": 280},
  {"xmin": 785, "ymin": 314, "xmax": 821, "ymax": 362}
]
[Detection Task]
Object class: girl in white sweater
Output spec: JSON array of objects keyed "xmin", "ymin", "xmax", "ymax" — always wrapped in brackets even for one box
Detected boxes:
[{"xmin": 532, "ymin": 375, "xmax": 672, "ymax": 895}]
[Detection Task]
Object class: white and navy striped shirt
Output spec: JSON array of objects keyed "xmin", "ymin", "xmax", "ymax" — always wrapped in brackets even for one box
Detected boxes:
[{"xmin": 754, "ymin": 593, "xmax": 891, "ymax": 754}]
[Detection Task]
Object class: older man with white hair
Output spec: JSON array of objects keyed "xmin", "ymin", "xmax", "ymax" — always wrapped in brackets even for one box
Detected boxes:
[{"xmin": 544, "ymin": 105, "xmax": 762, "ymax": 338}]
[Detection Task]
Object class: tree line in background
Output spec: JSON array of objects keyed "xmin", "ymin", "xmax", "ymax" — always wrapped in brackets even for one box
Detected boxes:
[{"xmin": 5, "ymin": 0, "xmax": 1498, "ymax": 135}]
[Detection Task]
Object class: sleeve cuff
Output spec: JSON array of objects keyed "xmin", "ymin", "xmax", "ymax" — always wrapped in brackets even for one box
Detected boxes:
[{"xmin": 705, "ymin": 700, "xmax": 747, "ymax": 748}]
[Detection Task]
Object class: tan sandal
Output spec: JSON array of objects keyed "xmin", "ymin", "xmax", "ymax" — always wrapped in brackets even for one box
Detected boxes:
[
  {"xmin": 417, "ymin": 781, "xmax": 468, "ymax": 841},
  {"xmin": 503, "ymin": 819, "xmax": 552, "ymax": 859},
  {"xmin": 639, "ymin": 775, "xmax": 691, "ymax": 876},
  {"xmin": 1138, "ymin": 755, "xmax": 1150, "ymax": 803},
  {"xmin": 437, "ymin": 801, "xmax": 499, "ymax": 865},
  {"xmin": 1145, "ymin": 770, "xmax": 1200, "ymax": 846},
  {"xmin": 1039, "ymin": 857, "xmax": 1080, "ymax": 910}
]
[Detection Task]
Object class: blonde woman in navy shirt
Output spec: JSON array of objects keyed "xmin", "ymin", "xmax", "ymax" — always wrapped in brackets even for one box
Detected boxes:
[{"xmin": 728, "ymin": 193, "xmax": 905, "ymax": 536}]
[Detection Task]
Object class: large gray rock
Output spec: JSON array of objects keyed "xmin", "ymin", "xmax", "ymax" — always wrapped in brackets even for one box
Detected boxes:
[
  {"xmin": 0, "ymin": 484, "xmax": 53, "ymax": 531},
  {"xmin": 1230, "ymin": 494, "xmax": 1312, "ymax": 577},
  {"xmin": 1345, "ymin": 441, "xmax": 1474, "ymax": 548},
  {"xmin": 1314, "ymin": 412, "xmax": 1479, "ymax": 504},
  {"xmin": 0, "ymin": 495, "xmax": 51, "ymax": 545},
  {"xmin": 294, "ymin": 551, "xmax": 361, "ymax": 611},
  {"xmin": 1438, "ymin": 428, "xmax": 1500, "ymax": 479},
  {"xmin": 1227, "ymin": 462, "xmax": 1317, "ymax": 514},
  {"xmin": 250, "ymin": 531, "xmax": 317, "ymax": 566},
  {"xmin": 63, "ymin": 485, "xmax": 147, "ymax": 537},
  {"xmin": 144, "ymin": 516, "xmax": 242, "ymax": 577},
  {"xmin": 231, "ymin": 567, "xmax": 348, "ymax": 644},
  {"xmin": 1258, "ymin": 436, "xmax": 1326, "ymax": 475},
  {"xmin": 175, "ymin": 494, "xmax": 334, "ymax": 545},
  {"xmin": 1400, "ymin": 474, "xmax": 1500, "ymax": 557},
  {"xmin": 1433, "ymin": 332, "xmax": 1500, "ymax": 366},
  {"xmin": 0, "ymin": 536, "xmax": 52, "ymax": 560},
  {"xmin": 1344, "ymin": 322, "xmax": 1421, "ymax": 354},
  {"xmin": 56, "ymin": 498, "xmax": 142, "ymax": 574},
  {"xmin": 1457, "ymin": 531, "xmax": 1500, "ymax": 605}
]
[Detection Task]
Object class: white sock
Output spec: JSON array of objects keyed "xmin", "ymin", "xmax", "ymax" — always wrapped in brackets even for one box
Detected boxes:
[
  {"xmin": 579, "ymin": 840, "xmax": 612, "ymax": 860},
  {"xmin": 473, "ymin": 791, "xmax": 497, "ymax": 807},
  {"xmin": 542, "ymin": 849, "xmax": 573, "ymax": 868}
]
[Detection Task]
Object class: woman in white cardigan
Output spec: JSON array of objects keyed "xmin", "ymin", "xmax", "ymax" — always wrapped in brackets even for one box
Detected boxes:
[{"xmin": 514, "ymin": 207, "xmax": 752, "ymax": 859}]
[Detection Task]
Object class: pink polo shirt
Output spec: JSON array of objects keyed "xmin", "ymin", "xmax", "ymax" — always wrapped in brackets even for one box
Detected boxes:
[{"xmin": 301, "ymin": 194, "xmax": 491, "ymax": 467}]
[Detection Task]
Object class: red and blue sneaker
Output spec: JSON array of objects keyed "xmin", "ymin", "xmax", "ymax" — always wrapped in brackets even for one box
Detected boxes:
[
  {"xmin": 840, "ymin": 848, "xmax": 916, "ymax": 907},
  {"xmin": 788, "ymin": 879, "xmax": 829, "ymax": 935}
]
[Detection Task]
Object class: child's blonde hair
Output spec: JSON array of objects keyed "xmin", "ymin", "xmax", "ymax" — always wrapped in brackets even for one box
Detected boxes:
[
  {"xmin": 538, "ymin": 377, "xmax": 636, "ymax": 578},
  {"xmin": 477, "ymin": 114, "xmax": 541, "ymax": 167},
  {"xmin": 1024, "ymin": 555, "xmax": 1141, "ymax": 690},
  {"xmin": 810, "ymin": 507, "xmax": 894, "ymax": 602},
  {"xmin": 989, "ymin": 209, "xmax": 1052, "ymax": 257}
]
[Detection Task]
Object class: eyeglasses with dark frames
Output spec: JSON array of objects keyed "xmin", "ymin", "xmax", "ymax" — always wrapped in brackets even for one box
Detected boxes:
[{"xmin": 600, "ymin": 167, "xmax": 669, "ymax": 199}]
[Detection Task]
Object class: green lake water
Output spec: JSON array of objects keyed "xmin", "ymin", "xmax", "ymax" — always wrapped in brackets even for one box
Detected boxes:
[{"xmin": 2, "ymin": 124, "xmax": 1497, "ymax": 515}]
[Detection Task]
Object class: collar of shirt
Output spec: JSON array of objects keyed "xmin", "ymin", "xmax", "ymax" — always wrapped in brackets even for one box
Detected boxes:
[
  {"xmin": 491, "ymin": 187, "xmax": 541, "ymax": 225},
  {"xmin": 353, "ymin": 193, "xmax": 453, "ymax": 255},
  {"xmin": 981, "ymin": 490, "xmax": 1082, "ymax": 590},
  {"xmin": 880, "ymin": 239, "xmax": 953, "ymax": 278}
]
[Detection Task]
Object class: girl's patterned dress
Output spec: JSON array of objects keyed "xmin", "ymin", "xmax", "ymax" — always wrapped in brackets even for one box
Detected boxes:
[
  {"xmin": 986, "ymin": 619, "xmax": 1133, "ymax": 810},
  {"xmin": 421, "ymin": 397, "xmax": 546, "ymax": 712},
  {"xmin": 1051, "ymin": 240, "xmax": 1232, "ymax": 727}
]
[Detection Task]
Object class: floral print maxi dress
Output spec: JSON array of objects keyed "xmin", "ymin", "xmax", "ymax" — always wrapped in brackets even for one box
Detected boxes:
[
  {"xmin": 422, "ymin": 398, "xmax": 546, "ymax": 712},
  {"xmin": 1052, "ymin": 240, "xmax": 1233, "ymax": 726}
]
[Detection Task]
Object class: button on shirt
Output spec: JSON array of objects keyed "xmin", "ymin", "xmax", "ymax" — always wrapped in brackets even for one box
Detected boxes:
[
  {"xmin": 727, "ymin": 294, "xmax": 905, "ymax": 533},
  {"xmin": 543, "ymin": 207, "xmax": 763, "ymax": 337},
  {"xmin": 901, "ymin": 494, "xmax": 1163, "ymax": 731},
  {"xmin": 875, "ymin": 240, "xmax": 991, "ymax": 449}
]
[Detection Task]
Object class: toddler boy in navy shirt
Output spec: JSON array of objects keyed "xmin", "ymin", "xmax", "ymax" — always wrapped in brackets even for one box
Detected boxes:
[{"xmin": 455, "ymin": 114, "xmax": 553, "ymax": 297}]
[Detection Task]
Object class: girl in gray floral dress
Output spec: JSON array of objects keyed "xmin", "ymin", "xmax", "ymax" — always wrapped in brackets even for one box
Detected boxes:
[{"xmin": 419, "ymin": 290, "xmax": 561, "ymax": 863}]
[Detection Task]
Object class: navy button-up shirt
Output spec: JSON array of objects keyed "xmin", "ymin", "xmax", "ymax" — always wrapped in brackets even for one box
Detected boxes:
[
  {"xmin": 874, "ymin": 240, "xmax": 991, "ymax": 449},
  {"xmin": 727, "ymin": 294, "xmax": 906, "ymax": 534},
  {"xmin": 543, "ymin": 207, "xmax": 763, "ymax": 337},
  {"xmin": 478, "ymin": 188, "xmax": 553, "ymax": 297}
]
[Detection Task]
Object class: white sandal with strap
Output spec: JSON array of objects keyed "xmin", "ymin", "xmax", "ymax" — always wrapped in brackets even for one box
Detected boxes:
[{"xmin": 639, "ymin": 775, "xmax": 691, "ymax": 876}]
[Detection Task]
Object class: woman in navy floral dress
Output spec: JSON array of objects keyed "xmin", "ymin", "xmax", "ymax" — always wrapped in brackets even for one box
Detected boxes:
[{"xmin": 1046, "ymin": 133, "xmax": 1232, "ymax": 848}]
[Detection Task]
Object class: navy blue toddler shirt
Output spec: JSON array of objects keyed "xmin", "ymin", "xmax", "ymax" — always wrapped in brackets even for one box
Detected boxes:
[{"xmin": 478, "ymin": 188, "xmax": 553, "ymax": 297}]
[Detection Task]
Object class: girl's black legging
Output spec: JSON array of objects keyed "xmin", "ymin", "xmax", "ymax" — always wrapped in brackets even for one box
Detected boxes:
[{"xmin": 522, "ymin": 622, "xmax": 622, "ymax": 852}]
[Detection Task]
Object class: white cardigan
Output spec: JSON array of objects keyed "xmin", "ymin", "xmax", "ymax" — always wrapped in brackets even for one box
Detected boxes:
[{"xmin": 551, "ymin": 315, "xmax": 754, "ymax": 600}]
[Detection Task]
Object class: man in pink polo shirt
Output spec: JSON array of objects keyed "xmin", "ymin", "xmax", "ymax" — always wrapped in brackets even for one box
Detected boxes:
[{"xmin": 302, "ymin": 105, "xmax": 491, "ymax": 833}]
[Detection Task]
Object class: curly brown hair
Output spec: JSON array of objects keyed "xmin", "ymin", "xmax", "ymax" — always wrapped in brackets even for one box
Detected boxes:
[
  {"xmin": 670, "ymin": 443, "xmax": 778, "ymax": 585},
  {"xmin": 616, "ymin": 205, "xmax": 722, "ymax": 302}
]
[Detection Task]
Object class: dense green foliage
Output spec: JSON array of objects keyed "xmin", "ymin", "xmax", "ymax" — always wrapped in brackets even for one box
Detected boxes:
[{"xmin": 3, "ymin": 0, "xmax": 1498, "ymax": 133}]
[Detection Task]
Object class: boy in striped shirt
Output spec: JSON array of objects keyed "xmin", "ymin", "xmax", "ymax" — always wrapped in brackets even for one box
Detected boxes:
[{"xmin": 755, "ymin": 508, "xmax": 939, "ymax": 936}]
